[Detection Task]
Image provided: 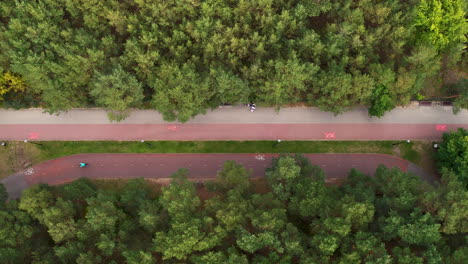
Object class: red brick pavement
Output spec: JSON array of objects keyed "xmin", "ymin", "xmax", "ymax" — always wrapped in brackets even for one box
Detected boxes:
[
  {"xmin": 1, "ymin": 124, "xmax": 467, "ymax": 141},
  {"xmin": 24, "ymin": 153, "xmax": 409, "ymax": 187}
]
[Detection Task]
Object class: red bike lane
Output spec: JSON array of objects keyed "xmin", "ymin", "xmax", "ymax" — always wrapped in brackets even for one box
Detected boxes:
[
  {"xmin": 1, "ymin": 123, "xmax": 467, "ymax": 141},
  {"xmin": 19, "ymin": 153, "xmax": 407, "ymax": 186}
]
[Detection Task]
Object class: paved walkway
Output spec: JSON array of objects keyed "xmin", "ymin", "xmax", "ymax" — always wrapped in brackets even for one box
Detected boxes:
[
  {"xmin": 0, "ymin": 106, "xmax": 467, "ymax": 141},
  {"xmin": 2, "ymin": 123, "xmax": 467, "ymax": 141},
  {"xmin": 1, "ymin": 106, "xmax": 467, "ymax": 124},
  {"xmin": 0, "ymin": 106, "xmax": 462, "ymax": 198},
  {"xmin": 2, "ymin": 153, "xmax": 418, "ymax": 199}
]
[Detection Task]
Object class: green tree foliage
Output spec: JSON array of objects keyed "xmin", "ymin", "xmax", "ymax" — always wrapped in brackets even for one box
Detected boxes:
[
  {"xmin": 0, "ymin": 71, "xmax": 38, "ymax": 109},
  {"xmin": 266, "ymin": 155, "xmax": 302, "ymax": 201},
  {"xmin": 57, "ymin": 177, "xmax": 96, "ymax": 202},
  {"xmin": 414, "ymin": 0, "xmax": 467, "ymax": 50},
  {"xmin": 2, "ymin": 157, "xmax": 467, "ymax": 262},
  {"xmin": 204, "ymin": 162, "xmax": 253, "ymax": 238},
  {"xmin": 0, "ymin": 205, "xmax": 35, "ymax": 263},
  {"xmin": 350, "ymin": 232, "xmax": 392, "ymax": 263},
  {"xmin": 122, "ymin": 250, "xmax": 154, "ymax": 264},
  {"xmin": 18, "ymin": 184, "xmax": 54, "ymax": 223},
  {"xmin": 381, "ymin": 210, "xmax": 441, "ymax": 245},
  {"xmin": 368, "ymin": 84, "xmax": 395, "ymax": 118},
  {"xmin": 0, "ymin": 71, "xmax": 27, "ymax": 100},
  {"xmin": 453, "ymin": 89, "xmax": 468, "ymax": 114},
  {"xmin": 42, "ymin": 198, "xmax": 77, "ymax": 243},
  {"xmin": 266, "ymin": 154, "xmax": 325, "ymax": 207},
  {"xmin": 1, "ymin": 0, "xmax": 460, "ymax": 120},
  {"xmin": 154, "ymin": 169, "xmax": 222, "ymax": 260},
  {"xmin": 151, "ymin": 63, "xmax": 213, "ymax": 122},
  {"xmin": 91, "ymin": 65, "xmax": 144, "ymax": 121},
  {"xmin": 432, "ymin": 168, "xmax": 468, "ymax": 235},
  {"xmin": 119, "ymin": 178, "xmax": 150, "ymax": 216},
  {"xmin": 211, "ymin": 160, "xmax": 251, "ymax": 193},
  {"xmin": 392, "ymin": 247, "xmax": 424, "ymax": 264},
  {"xmin": 158, "ymin": 169, "xmax": 200, "ymax": 222},
  {"xmin": 138, "ymin": 199, "xmax": 164, "ymax": 234},
  {"xmin": 0, "ymin": 183, "xmax": 7, "ymax": 207},
  {"xmin": 259, "ymin": 55, "xmax": 319, "ymax": 109},
  {"xmin": 209, "ymin": 68, "xmax": 250, "ymax": 106},
  {"xmin": 0, "ymin": 196, "xmax": 53, "ymax": 263},
  {"xmin": 450, "ymin": 78, "xmax": 468, "ymax": 114},
  {"xmin": 436, "ymin": 128, "xmax": 468, "ymax": 185}
]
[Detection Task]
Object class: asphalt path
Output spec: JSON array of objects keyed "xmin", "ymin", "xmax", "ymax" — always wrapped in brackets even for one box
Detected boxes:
[{"xmin": 2, "ymin": 153, "xmax": 416, "ymax": 199}]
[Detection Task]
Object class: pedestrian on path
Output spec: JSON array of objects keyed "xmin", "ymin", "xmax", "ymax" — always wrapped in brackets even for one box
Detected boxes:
[{"xmin": 249, "ymin": 103, "xmax": 256, "ymax": 112}]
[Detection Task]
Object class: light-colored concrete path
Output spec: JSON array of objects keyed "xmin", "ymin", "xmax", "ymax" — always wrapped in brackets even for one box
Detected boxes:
[
  {"xmin": 0, "ymin": 106, "xmax": 467, "ymax": 124},
  {"xmin": 1, "ymin": 153, "xmax": 418, "ymax": 199},
  {"xmin": 0, "ymin": 106, "xmax": 467, "ymax": 141}
]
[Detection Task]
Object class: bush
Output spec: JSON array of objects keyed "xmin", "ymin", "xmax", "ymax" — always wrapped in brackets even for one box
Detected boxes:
[
  {"xmin": 436, "ymin": 128, "xmax": 468, "ymax": 186},
  {"xmin": 368, "ymin": 85, "xmax": 395, "ymax": 118}
]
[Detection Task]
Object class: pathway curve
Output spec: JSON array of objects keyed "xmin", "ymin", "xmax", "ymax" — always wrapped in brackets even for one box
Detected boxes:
[{"xmin": 2, "ymin": 153, "xmax": 426, "ymax": 199}]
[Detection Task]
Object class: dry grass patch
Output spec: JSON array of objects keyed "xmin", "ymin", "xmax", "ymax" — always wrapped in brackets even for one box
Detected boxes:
[
  {"xmin": 90, "ymin": 178, "xmax": 162, "ymax": 198},
  {"xmin": 413, "ymin": 141, "xmax": 439, "ymax": 175},
  {"xmin": 251, "ymin": 178, "xmax": 271, "ymax": 194},
  {"xmin": 87, "ymin": 178, "xmax": 272, "ymax": 201},
  {"xmin": 0, "ymin": 142, "xmax": 42, "ymax": 179},
  {"xmin": 0, "ymin": 148, "xmax": 10, "ymax": 179}
]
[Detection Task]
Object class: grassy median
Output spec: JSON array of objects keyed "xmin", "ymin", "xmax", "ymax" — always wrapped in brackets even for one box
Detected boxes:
[{"xmin": 1, "ymin": 140, "xmax": 433, "ymax": 179}]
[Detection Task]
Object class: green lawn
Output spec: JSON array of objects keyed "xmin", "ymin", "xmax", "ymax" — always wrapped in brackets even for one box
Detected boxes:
[
  {"xmin": 36, "ymin": 140, "xmax": 395, "ymax": 159},
  {"xmin": 0, "ymin": 140, "xmax": 430, "ymax": 179},
  {"xmin": 400, "ymin": 142, "xmax": 421, "ymax": 164}
]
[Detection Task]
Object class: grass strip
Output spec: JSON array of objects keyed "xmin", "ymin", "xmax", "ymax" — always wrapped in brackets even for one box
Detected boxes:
[{"xmin": 36, "ymin": 140, "xmax": 395, "ymax": 161}]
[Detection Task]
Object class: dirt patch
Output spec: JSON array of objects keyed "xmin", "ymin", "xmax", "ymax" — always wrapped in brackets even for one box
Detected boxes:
[
  {"xmin": 0, "ymin": 142, "xmax": 41, "ymax": 179},
  {"xmin": 251, "ymin": 178, "xmax": 271, "ymax": 194},
  {"xmin": 442, "ymin": 63, "xmax": 467, "ymax": 87},
  {"xmin": 0, "ymin": 147, "xmax": 11, "ymax": 179},
  {"xmin": 421, "ymin": 54, "xmax": 467, "ymax": 98},
  {"xmin": 145, "ymin": 177, "xmax": 219, "ymax": 201},
  {"xmin": 145, "ymin": 178, "xmax": 173, "ymax": 185},
  {"xmin": 283, "ymin": 101, "xmax": 313, "ymax": 107},
  {"xmin": 197, "ymin": 185, "xmax": 219, "ymax": 201},
  {"xmin": 90, "ymin": 178, "xmax": 163, "ymax": 197},
  {"xmin": 413, "ymin": 141, "xmax": 439, "ymax": 177},
  {"xmin": 150, "ymin": 178, "xmax": 272, "ymax": 199},
  {"xmin": 392, "ymin": 145, "xmax": 401, "ymax": 156},
  {"xmin": 421, "ymin": 75, "xmax": 444, "ymax": 98},
  {"xmin": 326, "ymin": 178, "xmax": 346, "ymax": 186},
  {"xmin": 90, "ymin": 177, "xmax": 267, "ymax": 201}
]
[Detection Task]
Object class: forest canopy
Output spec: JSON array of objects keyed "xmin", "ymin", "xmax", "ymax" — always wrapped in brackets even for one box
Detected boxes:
[
  {"xmin": 0, "ymin": 0, "xmax": 466, "ymax": 121},
  {"xmin": 0, "ymin": 155, "xmax": 467, "ymax": 263}
]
